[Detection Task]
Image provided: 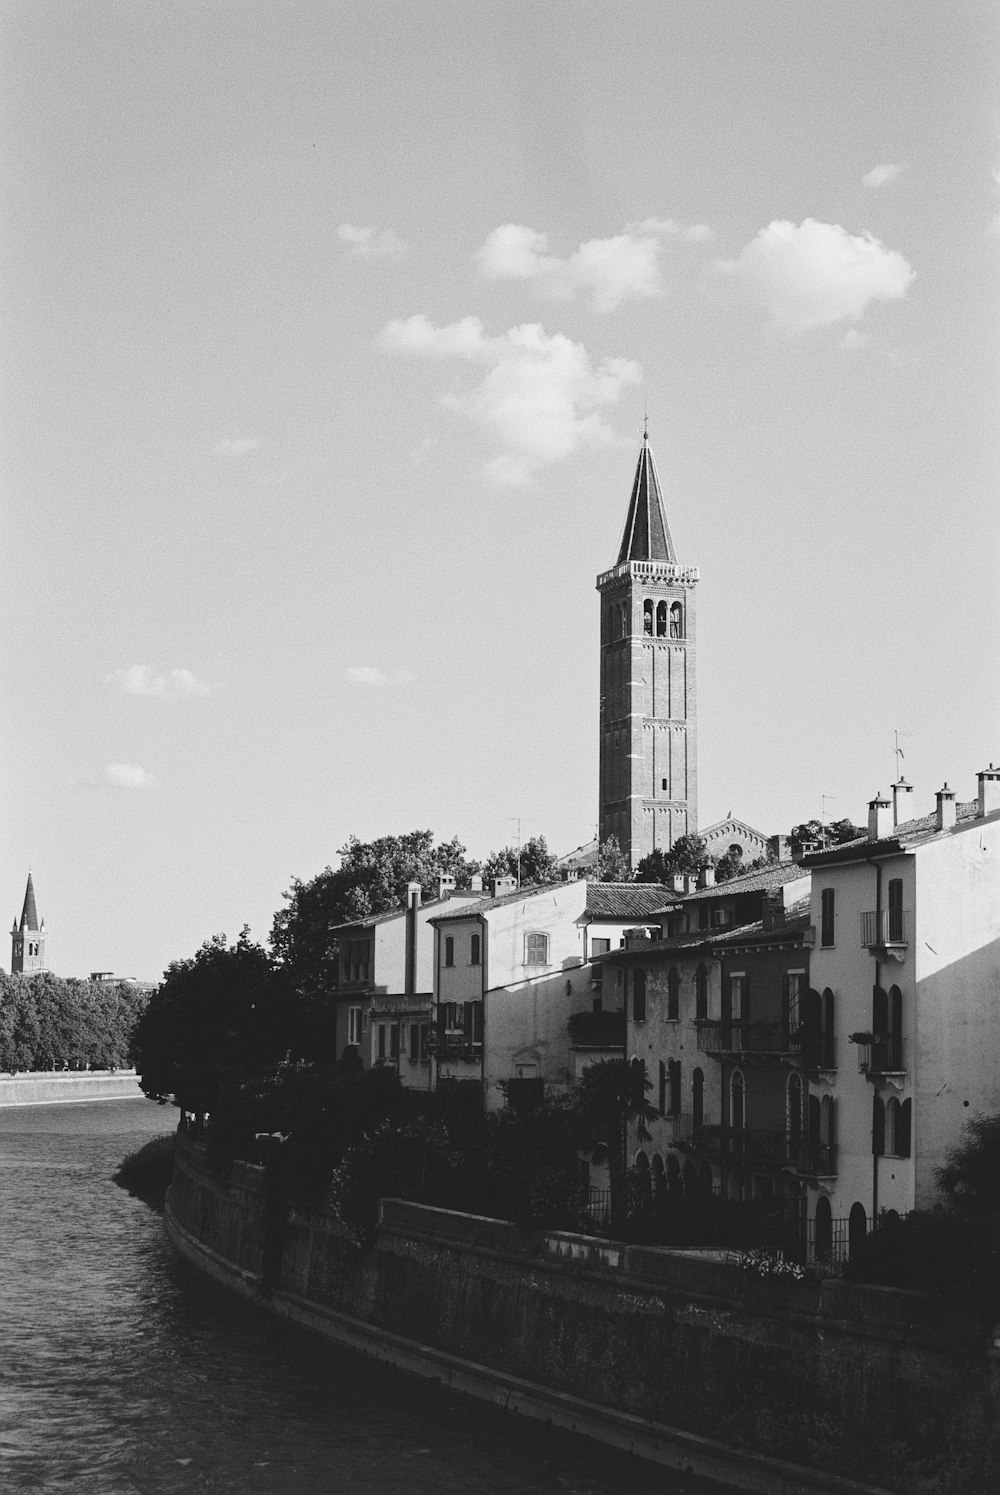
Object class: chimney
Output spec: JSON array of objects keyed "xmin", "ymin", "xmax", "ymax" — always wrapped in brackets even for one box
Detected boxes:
[
  {"xmin": 491, "ymin": 875, "xmax": 517, "ymax": 898},
  {"xmin": 769, "ymin": 833, "xmax": 791, "ymax": 864},
  {"xmin": 935, "ymin": 783, "xmax": 957, "ymax": 831},
  {"xmin": 977, "ymin": 763, "xmax": 1000, "ymax": 817},
  {"xmin": 892, "ymin": 778, "xmax": 914, "ymax": 828},
  {"xmin": 469, "ymin": 874, "xmax": 483, "ymax": 893},
  {"xmin": 867, "ymin": 792, "xmax": 892, "ymax": 842},
  {"xmin": 405, "ymin": 882, "xmax": 421, "ymax": 996},
  {"xmin": 761, "ymin": 887, "xmax": 784, "ymax": 932},
  {"xmin": 700, "ymin": 866, "xmax": 716, "ymax": 888},
  {"xmin": 438, "ymin": 873, "xmax": 456, "ymax": 900},
  {"xmin": 671, "ymin": 874, "xmax": 686, "ymax": 893}
]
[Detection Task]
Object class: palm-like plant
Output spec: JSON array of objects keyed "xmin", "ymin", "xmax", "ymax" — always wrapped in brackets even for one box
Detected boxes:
[{"xmin": 574, "ymin": 1058, "xmax": 658, "ymax": 1231}]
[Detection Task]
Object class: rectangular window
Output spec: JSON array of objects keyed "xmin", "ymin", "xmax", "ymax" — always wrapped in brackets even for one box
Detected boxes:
[
  {"xmin": 470, "ymin": 932, "xmax": 481, "ymax": 965},
  {"xmin": 348, "ymin": 1006, "xmax": 362, "ymax": 1046},
  {"xmin": 821, "ymin": 888, "xmax": 835, "ymax": 947},
  {"xmin": 389, "ymin": 1023, "xmax": 399, "ymax": 1060},
  {"xmin": 632, "ymin": 967, "xmax": 647, "ymax": 1022},
  {"xmin": 590, "ymin": 937, "xmax": 611, "ymax": 959},
  {"xmin": 409, "ymin": 1022, "xmax": 420, "ymax": 1061},
  {"xmin": 377, "ymin": 1023, "xmax": 386, "ymax": 1060},
  {"xmin": 658, "ymin": 1060, "xmax": 667, "ymax": 1115},
  {"xmin": 729, "ymin": 974, "xmax": 746, "ymax": 1022},
  {"xmin": 444, "ymin": 935, "xmax": 455, "ymax": 967},
  {"xmin": 525, "ymin": 932, "xmax": 548, "ymax": 965},
  {"xmin": 887, "ymin": 878, "xmax": 904, "ymax": 943}
]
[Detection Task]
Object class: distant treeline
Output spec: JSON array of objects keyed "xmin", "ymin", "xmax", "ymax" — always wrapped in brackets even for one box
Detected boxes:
[{"xmin": 0, "ymin": 971, "xmax": 153, "ymax": 1073}]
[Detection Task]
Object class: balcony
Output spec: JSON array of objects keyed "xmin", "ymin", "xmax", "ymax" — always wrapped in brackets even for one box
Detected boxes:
[
  {"xmin": 697, "ymin": 1021, "xmax": 787, "ymax": 1058},
  {"xmin": 659, "ymin": 1111, "xmax": 695, "ymax": 1143},
  {"xmin": 686, "ymin": 1126, "xmax": 837, "ymax": 1175},
  {"xmin": 856, "ymin": 1034, "xmax": 905, "ymax": 1078},
  {"xmin": 860, "ymin": 909, "xmax": 908, "ymax": 953},
  {"xmin": 793, "ymin": 1140, "xmax": 838, "ymax": 1177},
  {"xmin": 568, "ymin": 1009, "xmax": 625, "ymax": 1050}
]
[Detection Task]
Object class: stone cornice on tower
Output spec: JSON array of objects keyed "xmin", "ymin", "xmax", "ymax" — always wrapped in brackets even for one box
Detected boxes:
[{"xmin": 597, "ymin": 558, "xmax": 699, "ymax": 591}]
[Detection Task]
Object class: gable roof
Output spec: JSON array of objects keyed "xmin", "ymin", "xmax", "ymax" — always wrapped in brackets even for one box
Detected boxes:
[
  {"xmin": 801, "ymin": 801, "xmax": 987, "ymax": 865},
  {"xmin": 584, "ymin": 882, "xmax": 674, "ymax": 919},
  {"xmin": 616, "ymin": 432, "xmax": 676, "ymax": 564},
  {"xmin": 330, "ymin": 890, "xmax": 482, "ymax": 935},
  {"xmin": 680, "ymin": 862, "xmax": 810, "ymax": 902}
]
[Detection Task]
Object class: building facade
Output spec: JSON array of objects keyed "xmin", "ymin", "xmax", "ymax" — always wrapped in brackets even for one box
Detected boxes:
[{"xmin": 597, "ymin": 429, "xmax": 699, "ymax": 869}]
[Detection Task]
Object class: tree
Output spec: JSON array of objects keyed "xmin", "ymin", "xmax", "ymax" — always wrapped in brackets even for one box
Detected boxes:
[
  {"xmin": 133, "ymin": 930, "xmax": 284, "ymax": 1121},
  {"xmin": 789, "ymin": 819, "xmax": 863, "ymax": 855},
  {"xmin": 713, "ymin": 847, "xmax": 777, "ymax": 883},
  {"xmin": 481, "ymin": 834, "xmax": 557, "ymax": 888},
  {"xmin": 597, "ymin": 836, "xmax": 631, "ymax": 883},
  {"xmin": 270, "ymin": 830, "xmax": 477, "ymax": 997},
  {"xmin": 574, "ymin": 1058, "xmax": 657, "ymax": 1230},
  {"xmin": 936, "ymin": 1111, "xmax": 1000, "ymax": 1218},
  {"xmin": 635, "ymin": 834, "xmax": 710, "ymax": 884}
]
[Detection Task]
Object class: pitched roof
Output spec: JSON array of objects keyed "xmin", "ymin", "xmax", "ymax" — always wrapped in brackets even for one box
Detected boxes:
[
  {"xmin": 801, "ymin": 801, "xmax": 986, "ymax": 865},
  {"xmin": 430, "ymin": 881, "xmax": 569, "ymax": 923},
  {"xmin": 601, "ymin": 910, "xmax": 811, "ymax": 963},
  {"xmin": 616, "ymin": 432, "xmax": 676, "ymax": 564},
  {"xmin": 680, "ymin": 862, "xmax": 810, "ymax": 902},
  {"xmin": 584, "ymin": 883, "xmax": 674, "ymax": 919},
  {"xmin": 19, "ymin": 873, "xmax": 38, "ymax": 932},
  {"xmin": 329, "ymin": 891, "xmax": 483, "ymax": 934}
]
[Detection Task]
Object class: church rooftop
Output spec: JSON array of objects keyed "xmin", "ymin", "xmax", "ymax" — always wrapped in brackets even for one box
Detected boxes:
[{"xmin": 615, "ymin": 430, "xmax": 676, "ymax": 565}]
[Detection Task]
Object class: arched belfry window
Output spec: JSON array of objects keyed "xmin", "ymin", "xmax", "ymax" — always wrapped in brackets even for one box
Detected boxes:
[
  {"xmin": 643, "ymin": 599, "xmax": 654, "ymax": 636},
  {"xmin": 656, "ymin": 601, "xmax": 667, "ymax": 637},
  {"xmin": 669, "ymin": 601, "xmax": 683, "ymax": 638}
]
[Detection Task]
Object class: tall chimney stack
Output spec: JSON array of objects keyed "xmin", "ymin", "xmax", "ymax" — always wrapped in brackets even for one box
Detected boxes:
[
  {"xmin": 977, "ymin": 764, "xmax": 1000, "ymax": 818},
  {"xmin": 935, "ymin": 783, "xmax": 957, "ymax": 832},
  {"xmin": 868, "ymin": 792, "xmax": 892, "ymax": 841}
]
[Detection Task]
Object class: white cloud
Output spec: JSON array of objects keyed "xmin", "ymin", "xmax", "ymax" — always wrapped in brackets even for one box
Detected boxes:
[
  {"xmin": 347, "ymin": 667, "xmax": 415, "ymax": 686},
  {"xmin": 379, "ymin": 315, "xmax": 641, "ymax": 486},
  {"xmin": 862, "ymin": 162, "xmax": 909, "ymax": 189},
  {"xmin": 473, "ymin": 218, "xmax": 710, "ymax": 313},
  {"xmin": 104, "ymin": 666, "xmax": 215, "ymax": 700},
  {"xmin": 105, "ymin": 763, "xmax": 156, "ymax": 790},
  {"xmin": 212, "ymin": 437, "xmax": 260, "ymax": 457},
  {"xmin": 337, "ymin": 223, "xmax": 408, "ymax": 260},
  {"xmin": 839, "ymin": 328, "xmax": 871, "ymax": 351},
  {"xmin": 712, "ymin": 218, "xmax": 914, "ymax": 333}
]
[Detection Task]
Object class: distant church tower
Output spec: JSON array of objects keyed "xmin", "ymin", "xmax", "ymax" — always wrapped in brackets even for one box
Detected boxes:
[
  {"xmin": 11, "ymin": 872, "xmax": 47, "ymax": 975},
  {"xmin": 597, "ymin": 427, "xmax": 699, "ymax": 869}
]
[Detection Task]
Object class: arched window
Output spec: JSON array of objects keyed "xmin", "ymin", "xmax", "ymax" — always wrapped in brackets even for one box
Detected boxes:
[
  {"xmin": 667, "ymin": 967, "xmax": 680, "ymax": 1020},
  {"xmin": 682, "ymin": 1160, "xmax": 698, "ymax": 1197},
  {"xmin": 807, "ymin": 1093, "xmax": 821, "ymax": 1144},
  {"xmin": 898, "ymin": 1098, "xmax": 912, "ymax": 1158},
  {"xmin": 651, "ymin": 1154, "xmax": 665, "ymax": 1197},
  {"xmin": 634, "ymin": 1149, "xmax": 651, "ymax": 1207},
  {"xmin": 643, "ymin": 599, "xmax": 654, "ymax": 635},
  {"xmin": 666, "ymin": 1153, "xmax": 681, "ymax": 1195},
  {"xmin": 822, "ymin": 989, "xmax": 836, "ymax": 1068},
  {"xmin": 695, "ymin": 964, "xmax": 708, "ymax": 1020},
  {"xmin": 887, "ymin": 877, "xmax": 904, "ymax": 943},
  {"xmin": 668, "ymin": 1058, "xmax": 681, "ymax": 1116},
  {"xmin": 820, "ymin": 1094, "xmax": 835, "ymax": 1150},
  {"xmin": 699, "ymin": 1162, "xmax": 714, "ymax": 1197},
  {"xmin": 814, "ymin": 1196, "xmax": 833, "ymax": 1262},
  {"xmin": 632, "ymin": 967, "xmax": 647, "ymax": 1022},
  {"xmin": 470, "ymin": 933, "xmax": 481, "ymax": 965},
  {"xmin": 656, "ymin": 600, "xmax": 667, "ymax": 637},
  {"xmin": 872, "ymin": 1093, "xmax": 885, "ymax": 1156},
  {"xmin": 848, "ymin": 1202, "xmax": 867, "ymax": 1259},
  {"xmin": 730, "ymin": 1069, "xmax": 746, "ymax": 1133},
  {"xmin": 669, "ymin": 601, "xmax": 683, "ymax": 637},
  {"xmin": 787, "ymin": 1074, "xmax": 803, "ymax": 1152},
  {"xmin": 692, "ymin": 1067, "xmax": 704, "ymax": 1128}
]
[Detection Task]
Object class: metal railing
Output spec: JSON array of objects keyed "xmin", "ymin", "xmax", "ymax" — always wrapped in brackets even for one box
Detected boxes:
[
  {"xmin": 857, "ymin": 1035, "xmax": 904, "ymax": 1075},
  {"xmin": 860, "ymin": 909, "xmax": 908, "ymax": 948},
  {"xmin": 697, "ymin": 1021, "xmax": 786, "ymax": 1055}
]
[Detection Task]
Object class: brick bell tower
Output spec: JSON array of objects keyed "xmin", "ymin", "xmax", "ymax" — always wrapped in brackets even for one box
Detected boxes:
[
  {"xmin": 597, "ymin": 424, "xmax": 699, "ymax": 869},
  {"xmin": 11, "ymin": 871, "xmax": 47, "ymax": 975}
]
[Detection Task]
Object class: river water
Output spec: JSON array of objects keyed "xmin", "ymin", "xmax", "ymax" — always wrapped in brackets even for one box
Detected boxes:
[{"xmin": 0, "ymin": 1100, "xmax": 736, "ymax": 1495}]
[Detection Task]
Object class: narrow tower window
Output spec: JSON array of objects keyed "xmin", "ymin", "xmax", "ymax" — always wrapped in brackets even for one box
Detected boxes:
[
  {"xmin": 643, "ymin": 599, "xmax": 654, "ymax": 635},
  {"xmin": 669, "ymin": 601, "xmax": 683, "ymax": 637},
  {"xmin": 656, "ymin": 601, "xmax": 667, "ymax": 637}
]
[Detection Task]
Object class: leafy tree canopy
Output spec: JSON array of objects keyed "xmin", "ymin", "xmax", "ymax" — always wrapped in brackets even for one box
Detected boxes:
[
  {"xmin": 789, "ymin": 818, "xmax": 864, "ymax": 855},
  {"xmin": 936, "ymin": 1112, "xmax": 1000, "ymax": 1216},
  {"xmin": 481, "ymin": 834, "xmax": 557, "ymax": 888},
  {"xmin": 597, "ymin": 836, "xmax": 631, "ymax": 883},
  {"xmin": 634, "ymin": 834, "xmax": 710, "ymax": 884},
  {"xmin": 0, "ymin": 971, "xmax": 149, "ymax": 1073},
  {"xmin": 270, "ymin": 830, "xmax": 477, "ymax": 995}
]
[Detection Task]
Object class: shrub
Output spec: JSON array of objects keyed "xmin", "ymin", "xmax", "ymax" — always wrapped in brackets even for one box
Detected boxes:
[{"xmin": 843, "ymin": 1206, "xmax": 1000, "ymax": 1311}]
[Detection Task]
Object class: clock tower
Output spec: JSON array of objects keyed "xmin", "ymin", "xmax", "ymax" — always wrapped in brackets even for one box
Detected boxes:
[{"xmin": 597, "ymin": 428, "xmax": 699, "ymax": 869}]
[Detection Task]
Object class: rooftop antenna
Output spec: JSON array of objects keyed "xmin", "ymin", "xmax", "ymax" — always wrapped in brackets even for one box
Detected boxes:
[
  {"xmin": 509, "ymin": 816, "xmax": 522, "ymax": 887},
  {"xmin": 893, "ymin": 729, "xmax": 912, "ymax": 781},
  {"xmin": 643, "ymin": 405, "xmax": 649, "ymax": 443},
  {"xmin": 820, "ymin": 794, "xmax": 837, "ymax": 847}
]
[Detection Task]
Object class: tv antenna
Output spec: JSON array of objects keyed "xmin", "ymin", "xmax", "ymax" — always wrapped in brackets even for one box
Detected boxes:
[
  {"xmin": 509, "ymin": 816, "xmax": 522, "ymax": 887},
  {"xmin": 893, "ymin": 729, "xmax": 912, "ymax": 781}
]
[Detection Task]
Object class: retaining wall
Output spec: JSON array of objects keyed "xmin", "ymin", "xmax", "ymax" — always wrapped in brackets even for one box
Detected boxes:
[
  {"xmin": 166, "ymin": 1136, "xmax": 1000, "ymax": 1495},
  {"xmin": 0, "ymin": 1070, "xmax": 144, "ymax": 1106}
]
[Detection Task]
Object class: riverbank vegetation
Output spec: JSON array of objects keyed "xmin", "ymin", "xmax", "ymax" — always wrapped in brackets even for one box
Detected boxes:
[
  {"xmin": 113, "ymin": 1134, "xmax": 176, "ymax": 1212},
  {"xmin": 0, "ymin": 971, "xmax": 150, "ymax": 1073}
]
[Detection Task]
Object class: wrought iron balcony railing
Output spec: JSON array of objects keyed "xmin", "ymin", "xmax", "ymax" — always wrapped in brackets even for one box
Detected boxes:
[
  {"xmin": 860, "ymin": 909, "xmax": 908, "ymax": 948},
  {"xmin": 697, "ymin": 1021, "xmax": 786, "ymax": 1056},
  {"xmin": 857, "ymin": 1034, "xmax": 905, "ymax": 1076}
]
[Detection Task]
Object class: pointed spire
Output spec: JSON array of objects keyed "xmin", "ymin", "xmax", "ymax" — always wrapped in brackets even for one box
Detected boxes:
[
  {"xmin": 616, "ymin": 427, "xmax": 677, "ymax": 565},
  {"xmin": 19, "ymin": 872, "xmax": 39, "ymax": 933}
]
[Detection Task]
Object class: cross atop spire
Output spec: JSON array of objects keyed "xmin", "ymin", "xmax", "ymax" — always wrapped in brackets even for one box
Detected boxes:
[{"xmin": 616, "ymin": 430, "xmax": 676, "ymax": 565}]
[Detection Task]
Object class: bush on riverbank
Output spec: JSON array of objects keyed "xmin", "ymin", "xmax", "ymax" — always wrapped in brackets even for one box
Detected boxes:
[{"xmin": 113, "ymin": 1134, "xmax": 175, "ymax": 1211}]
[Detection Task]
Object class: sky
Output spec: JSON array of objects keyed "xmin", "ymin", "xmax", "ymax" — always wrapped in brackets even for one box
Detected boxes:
[{"xmin": 2, "ymin": 0, "xmax": 998, "ymax": 981}]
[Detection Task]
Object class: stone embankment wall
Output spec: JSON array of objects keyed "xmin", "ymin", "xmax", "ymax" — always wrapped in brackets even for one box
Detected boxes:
[
  {"xmin": 166, "ymin": 1135, "xmax": 1000, "ymax": 1495},
  {"xmin": 0, "ymin": 1069, "xmax": 144, "ymax": 1106}
]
